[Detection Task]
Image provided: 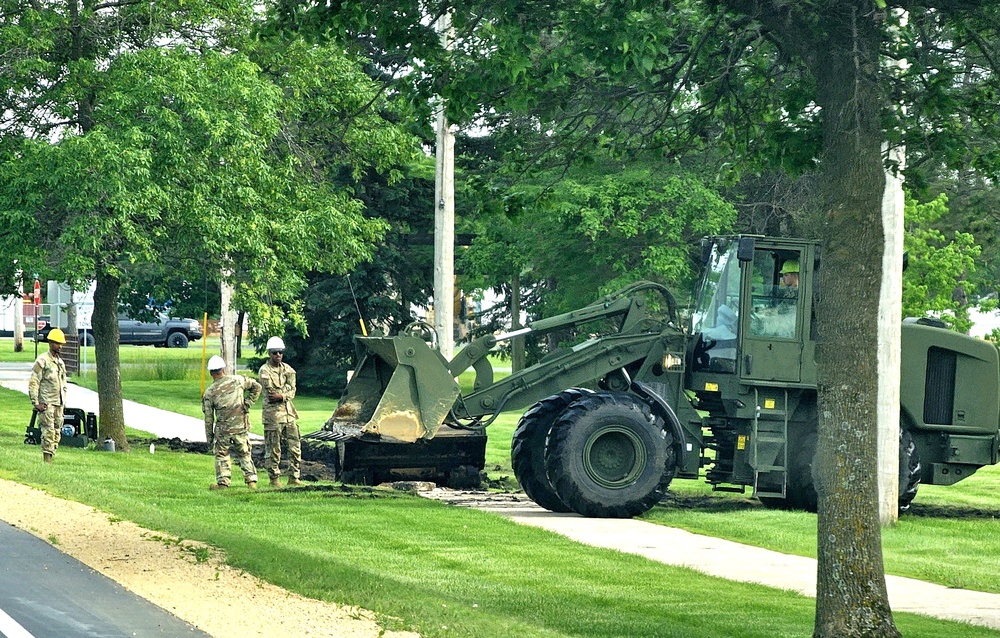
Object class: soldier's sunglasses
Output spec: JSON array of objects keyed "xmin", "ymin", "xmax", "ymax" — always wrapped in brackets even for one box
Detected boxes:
[{"xmin": 268, "ymin": 350, "xmax": 284, "ymax": 355}]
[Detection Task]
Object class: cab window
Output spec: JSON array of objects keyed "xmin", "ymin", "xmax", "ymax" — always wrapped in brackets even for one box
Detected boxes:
[{"xmin": 749, "ymin": 251, "xmax": 800, "ymax": 339}]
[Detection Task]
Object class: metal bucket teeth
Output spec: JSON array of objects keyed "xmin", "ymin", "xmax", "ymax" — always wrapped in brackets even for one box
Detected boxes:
[
  {"xmin": 303, "ymin": 421, "xmax": 364, "ymax": 442},
  {"xmin": 303, "ymin": 430, "xmax": 355, "ymax": 442}
]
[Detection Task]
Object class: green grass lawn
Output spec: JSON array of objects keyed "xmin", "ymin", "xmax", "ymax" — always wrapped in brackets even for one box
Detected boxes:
[
  {"xmin": 3, "ymin": 338, "xmax": 1000, "ymax": 635},
  {"xmin": 643, "ymin": 471, "xmax": 1000, "ymax": 594},
  {"xmin": 0, "ymin": 386, "xmax": 994, "ymax": 638}
]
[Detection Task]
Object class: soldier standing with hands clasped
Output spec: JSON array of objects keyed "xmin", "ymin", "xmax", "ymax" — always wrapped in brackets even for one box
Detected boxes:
[
  {"xmin": 259, "ymin": 337, "xmax": 302, "ymax": 488},
  {"xmin": 202, "ymin": 356, "xmax": 261, "ymax": 490},
  {"xmin": 28, "ymin": 328, "xmax": 68, "ymax": 463}
]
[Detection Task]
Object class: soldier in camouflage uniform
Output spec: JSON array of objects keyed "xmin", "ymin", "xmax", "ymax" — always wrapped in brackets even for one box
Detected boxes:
[
  {"xmin": 202, "ymin": 356, "xmax": 261, "ymax": 490},
  {"xmin": 28, "ymin": 328, "xmax": 68, "ymax": 463},
  {"xmin": 259, "ymin": 337, "xmax": 302, "ymax": 488}
]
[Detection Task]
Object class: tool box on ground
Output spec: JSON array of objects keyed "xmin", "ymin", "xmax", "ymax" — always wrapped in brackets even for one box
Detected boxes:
[{"xmin": 25, "ymin": 407, "xmax": 99, "ymax": 448}]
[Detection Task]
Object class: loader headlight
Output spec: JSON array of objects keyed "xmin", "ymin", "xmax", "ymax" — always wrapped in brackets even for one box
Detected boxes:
[{"xmin": 662, "ymin": 353, "xmax": 684, "ymax": 370}]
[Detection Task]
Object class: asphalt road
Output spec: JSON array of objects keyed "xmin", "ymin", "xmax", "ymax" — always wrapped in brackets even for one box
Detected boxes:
[{"xmin": 0, "ymin": 520, "xmax": 210, "ymax": 638}]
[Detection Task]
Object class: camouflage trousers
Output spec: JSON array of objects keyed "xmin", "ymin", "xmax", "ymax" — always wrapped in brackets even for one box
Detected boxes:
[
  {"xmin": 213, "ymin": 430, "xmax": 258, "ymax": 486},
  {"xmin": 38, "ymin": 404, "xmax": 65, "ymax": 456},
  {"xmin": 264, "ymin": 422, "xmax": 301, "ymax": 480}
]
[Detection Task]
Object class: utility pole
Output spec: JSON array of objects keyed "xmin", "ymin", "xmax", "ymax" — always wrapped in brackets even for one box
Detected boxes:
[
  {"xmin": 878, "ymin": 141, "xmax": 904, "ymax": 526},
  {"xmin": 220, "ymin": 277, "xmax": 238, "ymax": 376},
  {"xmin": 13, "ymin": 280, "xmax": 23, "ymax": 352},
  {"xmin": 433, "ymin": 10, "xmax": 455, "ymax": 361}
]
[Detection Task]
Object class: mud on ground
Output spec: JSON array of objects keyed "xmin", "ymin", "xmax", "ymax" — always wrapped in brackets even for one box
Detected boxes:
[
  {"xmin": 145, "ymin": 436, "xmax": 341, "ymax": 482},
  {"xmin": 144, "ymin": 437, "xmax": 511, "ymax": 490}
]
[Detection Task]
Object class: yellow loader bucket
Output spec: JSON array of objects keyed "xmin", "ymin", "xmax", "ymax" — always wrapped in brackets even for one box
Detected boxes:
[{"xmin": 324, "ymin": 335, "xmax": 462, "ymax": 443}]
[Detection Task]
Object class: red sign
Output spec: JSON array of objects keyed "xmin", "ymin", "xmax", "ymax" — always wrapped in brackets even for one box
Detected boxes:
[{"xmin": 33, "ymin": 280, "xmax": 40, "ymax": 305}]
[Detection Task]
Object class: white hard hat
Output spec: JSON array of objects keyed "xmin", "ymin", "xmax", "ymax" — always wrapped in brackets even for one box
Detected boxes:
[
  {"xmin": 266, "ymin": 336, "xmax": 285, "ymax": 351},
  {"xmin": 207, "ymin": 355, "xmax": 226, "ymax": 371}
]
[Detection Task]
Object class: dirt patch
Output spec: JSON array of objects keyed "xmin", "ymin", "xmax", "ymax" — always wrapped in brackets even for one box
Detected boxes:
[
  {"xmin": 905, "ymin": 502, "xmax": 1000, "ymax": 519},
  {"xmin": 420, "ymin": 487, "xmax": 533, "ymax": 509},
  {"xmin": 144, "ymin": 437, "xmax": 511, "ymax": 490},
  {"xmin": 0, "ymin": 477, "xmax": 419, "ymax": 638},
  {"xmin": 145, "ymin": 437, "xmax": 342, "ymax": 482}
]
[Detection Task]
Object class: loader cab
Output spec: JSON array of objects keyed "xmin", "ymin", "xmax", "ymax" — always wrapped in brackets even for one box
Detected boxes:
[
  {"xmin": 742, "ymin": 246, "xmax": 809, "ymax": 383},
  {"xmin": 691, "ymin": 236, "xmax": 816, "ymax": 385},
  {"xmin": 690, "ymin": 237, "xmax": 743, "ymax": 373}
]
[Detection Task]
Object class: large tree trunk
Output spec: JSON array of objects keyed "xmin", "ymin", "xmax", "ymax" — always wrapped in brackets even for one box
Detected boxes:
[
  {"xmin": 94, "ymin": 269, "xmax": 129, "ymax": 451},
  {"xmin": 810, "ymin": 4, "xmax": 898, "ymax": 637}
]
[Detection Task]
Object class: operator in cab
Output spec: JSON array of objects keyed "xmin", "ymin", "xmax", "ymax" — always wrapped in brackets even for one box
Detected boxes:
[
  {"xmin": 750, "ymin": 259, "xmax": 800, "ymax": 339},
  {"xmin": 779, "ymin": 260, "xmax": 799, "ymax": 296}
]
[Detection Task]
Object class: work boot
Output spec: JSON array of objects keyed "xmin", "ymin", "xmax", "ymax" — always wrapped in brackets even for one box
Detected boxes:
[
  {"xmin": 247, "ymin": 481, "xmax": 257, "ymax": 489},
  {"xmin": 287, "ymin": 476, "xmax": 302, "ymax": 486},
  {"xmin": 269, "ymin": 477, "xmax": 281, "ymax": 488},
  {"xmin": 42, "ymin": 452, "xmax": 53, "ymax": 464},
  {"xmin": 209, "ymin": 483, "xmax": 228, "ymax": 491}
]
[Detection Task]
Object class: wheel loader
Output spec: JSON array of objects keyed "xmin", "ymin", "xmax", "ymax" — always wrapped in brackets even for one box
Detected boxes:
[{"xmin": 305, "ymin": 235, "xmax": 1000, "ymax": 517}]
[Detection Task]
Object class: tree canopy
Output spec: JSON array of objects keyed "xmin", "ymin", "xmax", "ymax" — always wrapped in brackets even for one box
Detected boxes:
[
  {"xmin": 902, "ymin": 193, "xmax": 981, "ymax": 332},
  {"xmin": 0, "ymin": 1, "xmax": 418, "ymax": 447}
]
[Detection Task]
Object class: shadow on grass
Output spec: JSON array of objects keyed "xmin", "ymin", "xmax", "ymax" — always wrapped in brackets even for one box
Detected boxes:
[
  {"xmin": 905, "ymin": 502, "xmax": 1000, "ymax": 520},
  {"xmin": 654, "ymin": 491, "xmax": 762, "ymax": 514},
  {"xmin": 293, "ymin": 484, "xmax": 407, "ymax": 501}
]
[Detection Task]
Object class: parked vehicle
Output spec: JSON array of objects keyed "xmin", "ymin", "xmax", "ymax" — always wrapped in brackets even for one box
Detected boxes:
[
  {"xmin": 116, "ymin": 313, "xmax": 202, "ymax": 348},
  {"xmin": 39, "ymin": 312, "xmax": 203, "ymax": 348},
  {"xmin": 305, "ymin": 235, "xmax": 1000, "ymax": 518}
]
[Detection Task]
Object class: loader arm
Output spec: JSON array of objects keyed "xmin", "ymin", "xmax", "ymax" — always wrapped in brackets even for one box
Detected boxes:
[
  {"xmin": 449, "ymin": 329, "xmax": 677, "ymax": 424},
  {"xmin": 451, "ymin": 281, "xmax": 678, "ymax": 401}
]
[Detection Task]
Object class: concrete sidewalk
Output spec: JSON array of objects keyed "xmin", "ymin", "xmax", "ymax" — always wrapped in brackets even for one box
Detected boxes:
[
  {"xmin": 428, "ymin": 492, "xmax": 1000, "ymax": 631},
  {"xmin": 3, "ymin": 361, "xmax": 999, "ymax": 631},
  {"xmin": 0, "ymin": 362, "xmax": 206, "ymax": 442}
]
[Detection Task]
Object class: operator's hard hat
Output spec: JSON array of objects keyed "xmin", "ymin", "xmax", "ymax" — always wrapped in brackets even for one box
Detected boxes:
[
  {"xmin": 265, "ymin": 336, "xmax": 285, "ymax": 351},
  {"xmin": 207, "ymin": 355, "xmax": 226, "ymax": 371},
  {"xmin": 47, "ymin": 328, "xmax": 67, "ymax": 344},
  {"xmin": 780, "ymin": 260, "xmax": 800, "ymax": 275}
]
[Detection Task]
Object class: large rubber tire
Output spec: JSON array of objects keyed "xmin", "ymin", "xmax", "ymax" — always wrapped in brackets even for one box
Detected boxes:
[
  {"xmin": 78, "ymin": 332, "xmax": 95, "ymax": 347},
  {"xmin": 898, "ymin": 429, "xmax": 921, "ymax": 513},
  {"xmin": 511, "ymin": 388, "xmax": 592, "ymax": 513},
  {"xmin": 770, "ymin": 426, "xmax": 922, "ymax": 514},
  {"xmin": 545, "ymin": 392, "xmax": 675, "ymax": 518},
  {"xmin": 167, "ymin": 331, "xmax": 189, "ymax": 348}
]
